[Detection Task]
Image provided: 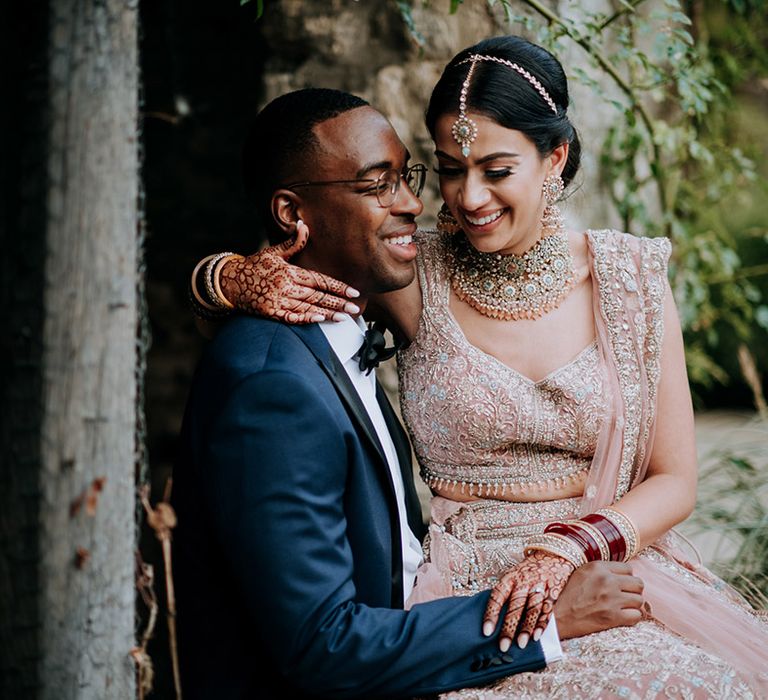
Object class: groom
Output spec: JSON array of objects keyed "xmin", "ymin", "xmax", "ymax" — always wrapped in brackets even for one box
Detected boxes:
[{"xmin": 172, "ymin": 88, "xmax": 644, "ymax": 699}]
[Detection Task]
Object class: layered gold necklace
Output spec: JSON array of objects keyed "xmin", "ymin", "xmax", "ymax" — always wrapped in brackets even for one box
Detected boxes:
[{"xmin": 447, "ymin": 230, "xmax": 575, "ymax": 321}]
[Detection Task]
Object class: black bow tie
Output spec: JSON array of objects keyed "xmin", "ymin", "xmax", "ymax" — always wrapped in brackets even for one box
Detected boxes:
[{"xmin": 356, "ymin": 322, "xmax": 401, "ymax": 375}]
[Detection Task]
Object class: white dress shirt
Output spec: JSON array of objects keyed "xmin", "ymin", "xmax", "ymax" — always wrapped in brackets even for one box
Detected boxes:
[{"xmin": 319, "ymin": 315, "xmax": 424, "ymax": 601}]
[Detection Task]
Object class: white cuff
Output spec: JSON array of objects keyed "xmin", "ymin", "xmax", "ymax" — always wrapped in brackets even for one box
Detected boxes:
[{"xmin": 539, "ymin": 615, "xmax": 563, "ymax": 663}]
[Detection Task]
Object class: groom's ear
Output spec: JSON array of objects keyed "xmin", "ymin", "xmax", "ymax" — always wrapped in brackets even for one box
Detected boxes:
[{"xmin": 272, "ymin": 190, "xmax": 304, "ymax": 238}]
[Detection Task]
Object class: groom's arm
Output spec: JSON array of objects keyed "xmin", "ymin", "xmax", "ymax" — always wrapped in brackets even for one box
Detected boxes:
[{"xmin": 202, "ymin": 368, "xmax": 546, "ymax": 699}]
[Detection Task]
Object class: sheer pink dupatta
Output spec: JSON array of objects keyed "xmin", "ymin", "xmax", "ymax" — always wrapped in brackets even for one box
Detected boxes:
[{"xmin": 581, "ymin": 231, "xmax": 768, "ymax": 689}]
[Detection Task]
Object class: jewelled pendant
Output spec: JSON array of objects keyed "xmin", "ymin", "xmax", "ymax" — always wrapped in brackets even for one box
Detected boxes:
[{"xmin": 451, "ymin": 115, "xmax": 477, "ymax": 158}]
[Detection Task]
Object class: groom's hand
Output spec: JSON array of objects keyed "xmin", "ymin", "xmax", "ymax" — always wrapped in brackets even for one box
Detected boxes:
[{"xmin": 554, "ymin": 561, "xmax": 645, "ymax": 639}]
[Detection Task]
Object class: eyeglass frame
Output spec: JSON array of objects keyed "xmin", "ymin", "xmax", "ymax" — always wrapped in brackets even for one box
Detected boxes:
[{"xmin": 281, "ymin": 163, "xmax": 427, "ymax": 208}]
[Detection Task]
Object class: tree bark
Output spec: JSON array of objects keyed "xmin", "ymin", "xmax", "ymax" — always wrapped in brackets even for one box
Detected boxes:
[{"xmin": 1, "ymin": 1, "xmax": 139, "ymax": 697}]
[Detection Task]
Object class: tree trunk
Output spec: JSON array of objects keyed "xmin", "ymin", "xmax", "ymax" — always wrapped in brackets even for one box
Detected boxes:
[{"xmin": 1, "ymin": 1, "xmax": 139, "ymax": 697}]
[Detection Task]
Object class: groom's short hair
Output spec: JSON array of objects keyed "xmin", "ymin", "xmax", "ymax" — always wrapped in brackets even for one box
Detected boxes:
[{"xmin": 242, "ymin": 88, "xmax": 369, "ymax": 237}]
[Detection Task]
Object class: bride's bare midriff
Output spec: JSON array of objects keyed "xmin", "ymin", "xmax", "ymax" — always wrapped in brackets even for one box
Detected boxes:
[{"xmin": 430, "ymin": 468, "xmax": 588, "ymax": 503}]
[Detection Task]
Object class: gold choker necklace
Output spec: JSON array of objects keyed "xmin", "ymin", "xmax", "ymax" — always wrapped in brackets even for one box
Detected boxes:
[{"xmin": 448, "ymin": 232, "xmax": 575, "ymax": 321}]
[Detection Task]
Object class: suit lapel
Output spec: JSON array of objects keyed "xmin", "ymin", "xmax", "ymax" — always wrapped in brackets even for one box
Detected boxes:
[
  {"xmin": 287, "ymin": 325, "xmax": 388, "ymax": 465},
  {"xmin": 375, "ymin": 382, "xmax": 427, "ymax": 541},
  {"xmin": 288, "ymin": 324, "xmax": 406, "ymax": 606}
]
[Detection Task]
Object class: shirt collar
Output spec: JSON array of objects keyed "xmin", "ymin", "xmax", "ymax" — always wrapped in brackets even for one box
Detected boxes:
[{"xmin": 319, "ymin": 314, "xmax": 367, "ymax": 366}]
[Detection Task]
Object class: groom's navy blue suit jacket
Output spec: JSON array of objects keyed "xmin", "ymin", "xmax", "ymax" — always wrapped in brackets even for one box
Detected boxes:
[{"xmin": 172, "ymin": 316, "xmax": 546, "ymax": 699}]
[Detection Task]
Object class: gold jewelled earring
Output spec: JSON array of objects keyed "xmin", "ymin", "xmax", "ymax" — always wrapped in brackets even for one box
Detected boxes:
[
  {"xmin": 437, "ymin": 203, "xmax": 461, "ymax": 234},
  {"xmin": 541, "ymin": 174, "xmax": 565, "ymax": 230}
]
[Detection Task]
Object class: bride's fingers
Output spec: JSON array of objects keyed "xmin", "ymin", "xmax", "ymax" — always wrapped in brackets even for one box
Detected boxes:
[
  {"xmin": 293, "ymin": 267, "xmax": 360, "ymax": 300},
  {"xmin": 280, "ymin": 310, "xmax": 325, "ymax": 324},
  {"xmin": 274, "ymin": 221, "xmax": 310, "ymax": 258},
  {"xmin": 280, "ymin": 306, "xmax": 341, "ymax": 324},
  {"xmin": 291, "ymin": 287, "xmax": 348, "ymax": 310},
  {"xmin": 516, "ymin": 586, "xmax": 549, "ymax": 647},
  {"xmin": 281, "ymin": 298, "xmax": 346, "ymax": 324},
  {"xmin": 531, "ymin": 595, "xmax": 556, "ymax": 642},
  {"xmin": 515, "ymin": 586, "xmax": 547, "ymax": 648},
  {"xmin": 289, "ymin": 277, "xmax": 360, "ymax": 315},
  {"xmin": 482, "ymin": 574, "xmax": 514, "ymax": 636},
  {"xmin": 499, "ymin": 588, "xmax": 529, "ymax": 651}
]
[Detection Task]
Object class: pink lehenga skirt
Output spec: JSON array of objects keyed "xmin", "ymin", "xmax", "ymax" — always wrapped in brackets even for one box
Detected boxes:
[{"xmin": 407, "ymin": 497, "xmax": 768, "ymax": 699}]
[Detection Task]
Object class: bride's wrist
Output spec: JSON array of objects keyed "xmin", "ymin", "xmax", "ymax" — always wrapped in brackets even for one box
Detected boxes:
[{"xmin": 524, "ymin": 509, "xmax": 639, "ymax": 567}]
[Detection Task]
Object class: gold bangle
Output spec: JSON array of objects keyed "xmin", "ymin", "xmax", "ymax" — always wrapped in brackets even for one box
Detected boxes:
[
  {"xmin": 524, "ymin": 532, "xmax": 587, "ymax": 569},
  {"xmin": 191, "ymin": 255, "xmax": 223, "ymax": 312},
  {"xmin": 204, "ymin": 252, "xmax": 234, "ymax": 309},
  {"xmin": 597, "ymin": 507, "xmax": 639, "ymax": 561},
  {"xmin": 213, "ymin": 253, "xmax": 244, "ymax": 310}
]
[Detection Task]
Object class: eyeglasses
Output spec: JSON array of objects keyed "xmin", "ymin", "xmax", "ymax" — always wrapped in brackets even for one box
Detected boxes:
[{"xmin": 283, "ymin": 164, "xmax": 427, "ymax": 208}]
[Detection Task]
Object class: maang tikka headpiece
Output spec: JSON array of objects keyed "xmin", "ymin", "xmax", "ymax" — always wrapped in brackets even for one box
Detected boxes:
[{"xmin": 452, "ymin": 54, "xmax": 559, "ymax": 158}]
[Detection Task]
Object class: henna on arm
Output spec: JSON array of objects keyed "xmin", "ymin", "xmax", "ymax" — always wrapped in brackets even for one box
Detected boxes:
[{"xmin": 219, "ymin": 221, "xmax": 360, "ymax": 324}]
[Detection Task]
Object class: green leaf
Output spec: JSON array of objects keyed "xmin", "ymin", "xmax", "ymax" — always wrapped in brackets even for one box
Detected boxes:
[
  {"xmin": 450, "ymin": 0, "xmax": 464, "ymax": 13},
  {"xmin": 670, "ymin": 11, "xmax": 693, "ymax": 25},
  {"xmin": 756, "ymin": 307, "xmax": 768, "ymax": 331},
  {"xmin": 728, "ymin": 457, "xmax": 757, "ymax": 473},
  {"xmin": 396, "ymin": 1, "xmax": 426, "ymax": 47}
]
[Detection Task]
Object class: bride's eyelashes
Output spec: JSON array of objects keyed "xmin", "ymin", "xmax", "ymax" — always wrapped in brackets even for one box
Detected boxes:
[
  {"xmin": 432, "ymin": 165, "xmax": 514, "ymax": 180},
  {"xmin": 485, "ymin": 168, "xmax": 513, "ymax": 180}
]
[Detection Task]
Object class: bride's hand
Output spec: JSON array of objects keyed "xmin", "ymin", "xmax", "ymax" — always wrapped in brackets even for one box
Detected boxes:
[
  {"xmin": 482, "ymin": 551, "xmax": 575, "ymax": 651},
  {"xmin": 220, "ymin": 220, "xmax": 361, "ymax": 324}
]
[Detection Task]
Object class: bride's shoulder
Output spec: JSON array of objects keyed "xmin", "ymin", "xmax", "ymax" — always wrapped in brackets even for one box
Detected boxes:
[{"xmin": 585, "ymin": 228, "xmax": 671, "ymax": 262}]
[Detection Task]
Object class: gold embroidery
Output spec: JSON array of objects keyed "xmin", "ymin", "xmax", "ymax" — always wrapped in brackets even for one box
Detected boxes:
[
  {"xmin": 437, "ymin": 620, "xmax": 758, "ymax": 699},
  {"xmin": 587, "ymin": 231, "xmax": 669, "ymax": 500}
]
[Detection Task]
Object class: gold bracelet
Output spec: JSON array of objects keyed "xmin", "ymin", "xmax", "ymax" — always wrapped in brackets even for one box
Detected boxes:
[
  {"xmin": 213, "ymin": 253, "xmax": 244, "ymax": 310},
  {"xmin": 204, "ymin": 252, "xmax": 235, "ymax": 309},
  {"xmin": 596, "ymin": 507, "xmax": 639, "ymax": 561},
  {"xmin": 191, "ymin": 255, "xmax": 223, "ymax": 312},
  {"xmin": 524, "ymin": 532, "xmax": 587, "ymax": 569}
]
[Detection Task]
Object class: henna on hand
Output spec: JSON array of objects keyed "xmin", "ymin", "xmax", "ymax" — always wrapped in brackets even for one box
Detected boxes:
[
  {"xmin": 482, "ymin": 551, "xmax": 575, "ymax": 650},
  {"xmin": 219, "ymin": 221, "xmax": 360, "ymax": 324}
]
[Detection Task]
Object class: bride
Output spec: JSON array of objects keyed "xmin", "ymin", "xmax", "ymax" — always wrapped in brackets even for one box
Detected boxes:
[{"xmin": 191, "ymin": 34, "xmax": 768, "ymax": 698}]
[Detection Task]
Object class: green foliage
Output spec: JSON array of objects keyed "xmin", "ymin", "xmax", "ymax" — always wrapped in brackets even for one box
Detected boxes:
[
  {"xmin": 681, "ymin": 416, "xmax": 768, "ymax": 603},
  {"xmin": 396, "ymin": 0, "xmax": 426, "ymax": 47},
  {"xmin": 240, "ymin": 0, "xmax": 264, "ymax": 19}
]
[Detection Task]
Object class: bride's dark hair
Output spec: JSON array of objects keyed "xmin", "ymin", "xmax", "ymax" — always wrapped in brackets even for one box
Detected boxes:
[{"xmin": 425, "ymin": 35, "xmax": 581, "ymax": 187}]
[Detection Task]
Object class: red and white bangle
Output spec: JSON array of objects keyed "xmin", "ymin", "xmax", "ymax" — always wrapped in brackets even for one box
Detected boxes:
[{"xmin": 529, "ymin": 507, "xmax": 640, "ymax": 566}]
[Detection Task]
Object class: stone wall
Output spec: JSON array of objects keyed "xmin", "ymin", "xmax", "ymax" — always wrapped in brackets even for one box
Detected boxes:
[{"xmin": 255, "ymin": 0, "xmax": 622, "ymax": 232}]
